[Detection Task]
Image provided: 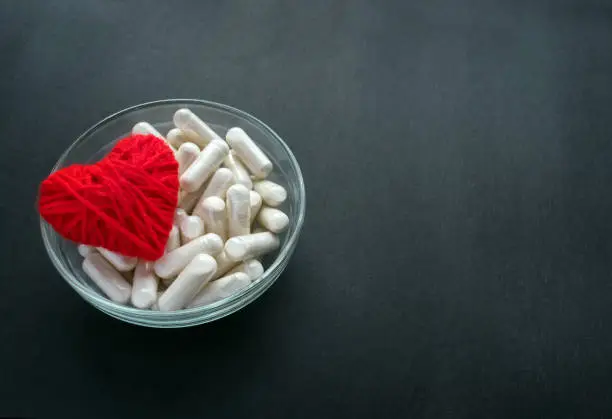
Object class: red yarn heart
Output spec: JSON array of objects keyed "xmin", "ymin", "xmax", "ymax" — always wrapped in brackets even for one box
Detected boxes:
[{"xmin": 39, "ymin": 134, "xmax": 179, "ymax": 261}]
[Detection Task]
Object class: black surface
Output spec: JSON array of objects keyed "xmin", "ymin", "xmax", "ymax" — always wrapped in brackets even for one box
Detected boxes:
[{"xmin": 2, "ymin": 0, "xmax": 612, "ymax": 417}]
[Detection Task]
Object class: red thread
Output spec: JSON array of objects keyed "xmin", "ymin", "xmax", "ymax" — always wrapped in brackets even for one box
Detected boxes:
[{"xmin": 39, "ymin": 134, "xmax": 179, "ymax": 260}]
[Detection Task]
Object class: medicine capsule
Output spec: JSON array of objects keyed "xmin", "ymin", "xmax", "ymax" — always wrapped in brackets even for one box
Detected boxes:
[
  {"xmin": 165, "ymin": 225, "xmax": 181, "ymax": 253},
  {"xmin": 178, "ymin": 186, "xmax": 206, "ymax": 213},
  {"xmin": 174, "ymin": 208, "xmax": 188, "ymax": 226},
  {"xmin": 150, "ymin": 291, "xmax": 163, "ymax": 311},
  {"xmin": 83, "ymin": 252, "xmax": 132, "ymax": 304},
  {"xmin": 132, "ymin": 122, "xmax": 165, "ymax": 140},
  {"xmin": 167, "ymin": 128, "xmax": 207, "ymax": 149},
  {"xmin": 187, "ymin": 272, "xmax": 251, "ymax": 308},
  {"xmin": 180, "ymin": 139, "xmax": 229, "ymax": 192},
  {"xmin": 154, "ymin": 233, "xmax": 223, "ymax": 279},
  {"xmin": 173, "ymin": 108, "xmax": 222, "ymax": 144},
  {"xmin": 224, "ymin": 231, "xmax": 280, "ymax": 261},
  {"xmin": 226, "ymin": 127, "xmax": 273, "ymax": 179},
  {"xmin": 194, "ymin": 196, "xmax": 227, "ymax": 240},
  {"xmin": 166, "ymin": 128, "xmax": 187, "ymax": 148},
  {"xmin": 97, "ymin": 247, "xmax": 138, "ymax": 272},
  {"xmin": 200, "ymin": 167, "xmax": 234, "ymax": 200},
  {"xmin": 249, "ymin": 191, "xmax": 262, "ymax": 224},
  {"xmin": 78, "ymin": 244, "xmax": 94, "ymax": 257},
  {"xmin": 213, "ymin": 251, "xmax": 239, "ymax": 279},
  {"xmin": 131, "ymin": 261, "xmax": 158, "ymax": 309},
  {"xmin": 226, "ymin": 184, "xmax": 251, "ymax": 238},
  {"xmin": 175, "ymin": 142, "xmax": 200, "ymax": 175},
  {"xmin": 227, "ymin": 259, "xmax": 264, "ymax": 281},
  {"xmin": 257, "ymin": 207, "xmax": 289, "ymax": 233},
  {"xmin": 179, "ymin": 215, "xmax": 205, "ymax": 243},
  {"xmin": 158, "ymin": 254, "xmax": 217, "ymax": 311},
  {"xmin": 223, "ymin": 151, "xmax": 252, "ymax": 189},
  {"xmin": 253, "ymin": 180, "xmax": 287, "ymax": 207}
]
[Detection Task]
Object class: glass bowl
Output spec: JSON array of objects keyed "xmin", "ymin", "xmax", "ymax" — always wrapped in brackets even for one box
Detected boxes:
[{"xmin": 40, "ymin": 99, "xmax": 306, "ymax": 327}]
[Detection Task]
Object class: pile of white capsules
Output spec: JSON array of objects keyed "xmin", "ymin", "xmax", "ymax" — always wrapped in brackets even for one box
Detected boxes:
[{"xmin": 77, "ymin": 108, "xmax": 289, "ymax": 312}]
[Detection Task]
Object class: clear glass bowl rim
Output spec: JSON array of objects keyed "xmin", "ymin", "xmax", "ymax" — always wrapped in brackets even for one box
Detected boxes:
[{"xmin": 39, "ymin": 98, "xmax": 306, "ymax": 324}]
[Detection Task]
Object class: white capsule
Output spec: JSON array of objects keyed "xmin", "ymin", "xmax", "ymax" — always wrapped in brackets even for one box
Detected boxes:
[
  {"xmin": 224, "ymin": 232, "xmax": 280, "ymax": 261},
  {"xmin": 227, "ymin": 259, "xmax": 264, "ymax": 281},
  {"xmin": 165, "ymin": 225, "xmax": 181, "ymax": 253},
  {"xmin": 175, "ymin": 142, "xmax": 200, "ymax": 175},
  {"xmin": 226, "ymin": 184, "xmax": 251, "ymax": 238},
  {"xmin": 166, "ymin": 128, "xmax": 187, "ymax": 148},
  {"xmin": 173, "ymin": 108, "xmax": 222, "ymax": 145},
  {"xmin": 190, "ymin": 168, "xmax": 234, "ymax": 218},
  {"xmin": 223, "ymin": 151, "xmax": 252, "ymax": 189},
  {"xmin": 97, "ymin": 248, "xmax": 138, "ymax": 272},
  {"xmin": 180, "ymin": 139, "xmax": 230, "ymax": 192},
  {"xmin": 132, "ymin": 122, "xmax": 165, "ymax": 140},
  {"xmin": 83, "ymin": 252, "xmax": 132, "ymax": 304},
  {"xmin": 77, "ymin": 244, "xmax": 94, "ymax": 257},
  {"xmin": 167, "ymin": 128, "xmax": 207, "ymax": 149},
  {"xmin": 257, "ymin": 207, "xmax": 289, "ymax": 233},
  {"xmin": 226, "ymin": 127, "xmax": 273, "ymax": 179},
  {"xmin": 174, "ymin": 208, "xmax": 188, "ymax": 226},
  {"xmin": 249, "ymin": 191, "xmax": 263, "ymax": 224},
  {"xmin": 154, "ymin": 233, "xmax": 223, "ymax": 279},
  {"xmin": 253, "ymin": 180, "xmax": 287, "ymax": 207},
  {"xmin": 158, "ymin": 254, "xmax": 217, "ymax": 311},
  {"xmin": 178, "ymin": 186, "xmax": 205, "ymax": 213},
  {"xmin": 187, "ymin": 272, "xmax": 251, "ymax": 308},
  {"xmin": 213, "ymin": 250, "xmax": 239, "ymax": 279},
  {"xmin": 150, "ymin": 292, "xmax": 162, "ymax": 311},
  {"xmin": 200, "ymin": 167, "xmax": 235, "ymax": 200},
  {"xmin": 179, "ymin": 215, "xmax": 205, "ymax": 243},
  {"xmin": 194, "ymin": 196, "xmax": 227, "ymax": 240},
  {"xmin": 130, "ymin": 261, "xmax": 159, "ymax": 309}
]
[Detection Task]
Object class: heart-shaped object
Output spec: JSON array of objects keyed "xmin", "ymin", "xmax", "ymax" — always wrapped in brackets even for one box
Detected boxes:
[{"xmin": 39, "ymin": 134, "xmax": 179, "ymax": 260}]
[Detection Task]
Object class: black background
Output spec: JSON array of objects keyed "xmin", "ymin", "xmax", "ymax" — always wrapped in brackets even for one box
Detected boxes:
[{"xmin": 2, "ymin": 0, "xmax": 612, "ymax": 417}]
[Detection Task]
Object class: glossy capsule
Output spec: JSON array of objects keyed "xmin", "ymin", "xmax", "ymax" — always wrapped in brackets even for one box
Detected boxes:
[
  {"xmin": 180, "ymin": 139, "xmax": 229, "ymax": 192},
  {"xmin": 226, "ymin": 184, "xmax": 251, "ymax": 238},
  {"xmin": 195, "ymin": 197, "xmax": 227, "ymax": 240},
  {"xmin": 224, "ymin": 232, "xmax": 279, "ymax": 261},
  {"xmin": 154, "ymin": 233, "xmax": 223, "ymax": 279},
  {"xmin": 253, "ymin": 180, "xmax": 287, "ymax": 207},
  {"xmin": 131, "ymin": 261, "xmax": 158, "ymax": 309},
  {"xmin": 226, "ymin": 127, "xmax": 272, "ymax": 178},
  {"xmin": 97, "ymin": 247, "xmax": 138, "ymax": 272},
  {"xmin": 200, "ymin": 167, "xmax": 234, "ymax": 200},
  {"xmin": 173, "ymin": 108, "xmax": 222, "ymax": 144},
  {"xmin": 175, "ymin": 142, "xmax": 200, "ymax": 175},
  {"xmin": 132, "ymin": 121, "xmax": 165, "ymax": 140},
  {"xmin": 227, "ymin": 259, "xmax": 264, "ymax": 281},
  {"xmin": 179, "ymin": 215, "xmax": 205, "ymax": 243},
  {"xmin": 158, "ymin": 254, "xmax": 217, "ymax": 311},
  {"xmin": 223, "ymin": 151, "xmax": 252, "ymax": 189},
  {"xmin": 213, "ymin": 250, "xmax": 239, "ymax": 279},
  {"xmin": 83, "ymin": 252, "xmax": 132, "ymax": 304},
  {"xmin": 257, "ymin": 207, "xmax": 289, "ymax": 233},
  {"xmin": 249, "ymin": 191, "xmax": 262, "ymax": 224},
  {"xmin": 77, "ymin": 244, "xmax": 94, "ymax": 257},
  {"xmin": 167, "ymin": 127, "xmax": 207, "ymax": 149},
  {"xmin": 165, "ymin": 225, "xmax": 181, "ymax": 253},
  {"xmin": 187, "ymin": 272, "xmax": 250, "ymax": 308}
]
